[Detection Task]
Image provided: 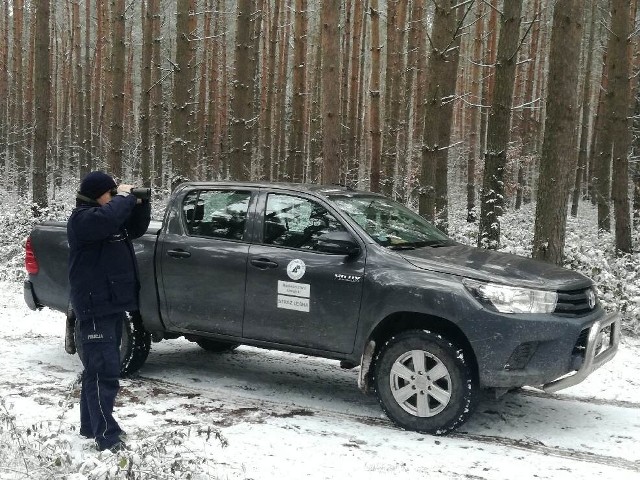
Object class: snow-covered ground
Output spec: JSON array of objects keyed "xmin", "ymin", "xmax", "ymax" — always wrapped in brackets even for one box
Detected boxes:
[{"xmin": 2, "ymin": 280, "xmax": 640, "ymax": 480}]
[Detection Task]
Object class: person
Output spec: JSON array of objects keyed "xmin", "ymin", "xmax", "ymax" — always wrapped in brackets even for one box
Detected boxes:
[{"xmin": 67, "ymin": 171, "xmax": 151, "ymax": 452}]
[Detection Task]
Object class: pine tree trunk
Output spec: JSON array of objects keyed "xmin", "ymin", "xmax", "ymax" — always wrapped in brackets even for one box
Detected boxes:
[
  {"xmin": 418, "ymin": 0, "xmax": 463, "ymax": 229},
  {"xmin": 288, "ymin": 0, "xmax": 308, "ymax": 182},
  {"xmin": 11, "ymin": 0, "xmax": 25, "ymax": 193},
  {"xmin": 345, "ymin": 0, "xmax": 365, "ymax": 184},
  {"xmin": 571, "ymin": 1, "xmax": 597, "ymax": 217},
  {"xmin": 466, "ymin": 0, "xmax": 484, "ymax": 222},
  {"xmin": 273, "ymin": 2, "xmax": 291, "ymax": 179},
  {"xmin": 608, "ymin": 0, "xmax": 634, "ymax": 253},
  {"xmin": 72, "ymin": 0, "xmax": 82, "ymax": 174},
  {"xmin": 92, "ymin": 0, "xmax": 105, "ymax": 166},
  {"xmin": 150, "ymin": 0, "xmax": 163, "ymax": 188},
  {"xmin": 108, "ymin": 0, "xmax": 125, "ymax": 179},
  {"xmin": 532, "ymin": 0, "xmax": 583, "ymax": 265},
  {"xmin": 140, "ymin": 0, "xmax": 153, "ymax": 185},
  {"xmin": 369, "ymin": 0, "xmax": 382, "ymax": 192},
  {"xmin": 229, "ymin": 0, "xmax": 257, "ymax": 181},
  {"xmin": 32, "ymin": 0, "xmax": 51, "ymax": 211},
  {"xmin": 0, "ymin": 4, "xmax": 8, "ymax": 186},
  {"xmin": 479, "ymin": 0, "xmax": 499, "ymax": 173},
  {"xmin": 260, "ymin": 0, "xmax": 281, "ymax": 180},
  {"xmin": 478, "ymin": 0, "xmax": 523, "ymax": 249},
  {"xmin": 321, "ymin": 0, "xmax": 341, "ymax": 184},
  {"xmin": 80, "ymin": 0, "xmax": 92, "ymax": 176},
  {"xmin": 341, "ymin": 0, "xmax": 352, "ymax": 177},
  {"xmin": 170, "ymin": 0, "xmax": 197, "ymax": 185}
]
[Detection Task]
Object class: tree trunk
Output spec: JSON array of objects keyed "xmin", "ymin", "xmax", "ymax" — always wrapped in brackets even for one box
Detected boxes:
[
  {"xmin": 418, "ymin": 0, "xmax": 463, "ymax": 229},
  {"xmin": 595, "ymin": 0, "xmax": 631, "ymax": 240},
  {"xmin": 260, "ymin": 0, "xmax": 281, "ymax": 180},
  {"xmin": 288, "ymin": 0, "xmax": 308, "ymax": 182},
  {"xmin": 608, "ymin": 0, "xmax": 634, "ymax": 253},
  {"xmin": 347, "ymin": 0, "xmax": 365, "ymax": 184},
  {"xmin": 139, "ymin": 0, "xmax": 153, "ymax": 185},
  {"xmin": 479, "ymin": 0, "xmax": 499, "ymax": 175},
  {"xmin": 72, "ymin": 0, "xmax": 82, "ymax": 175},
  {"xmin": 466, "ymin": 0, "xmax": 484, "ymax": 222},
  {"xmin": 532, "ymin": 0, "xmax": 583, "ymax": 265},
  {"xmin": 170, "ymin": 0, "xmax": 198, "ymax": 185},
  {"xmin": 150, "ymin": 0, "xmax": 163, "ymax": 188},
  {"xmin": 274, "ymin": 1, "xmax": 292, "ymax": 180},
  {"xmin": 0, "ymin": 2, "xmax": 8, "ymax": 186},
  {"xmin": 108, "ymin": 0, "xmax": 125, "ymax": 179},
  {"xmin": 571, "ymin": 1, "xmax": 597, "ymax": 218},
  {"xmin": 81, "ymin": 0, "xmax": 92, "ymax": 176},
  {"xmin": 11, "ymin": 0, "xmax": 25, "ymax": 194},
  {"xmin": 229, "ymin": 0, "xmax": 257, "ymax": 181},
  {"xmin": 369, "ymin": 0, "xmax": 382, "ymax": 192},
  {"xmin": 32, "ymin": 0, "xmax": 51, "ymax": 212},
  {"xmin": 321, "ymin": 0, "xmax": 341, "ymax": 184},
  {"xmin": 478, "ymin": 0, "xmax": 523, "ymax": 249}
]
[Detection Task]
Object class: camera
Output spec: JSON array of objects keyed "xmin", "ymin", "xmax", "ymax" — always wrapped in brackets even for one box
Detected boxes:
[{"xmin": 131, "ymin": 187, "xmax": 151, "ymax": 201}]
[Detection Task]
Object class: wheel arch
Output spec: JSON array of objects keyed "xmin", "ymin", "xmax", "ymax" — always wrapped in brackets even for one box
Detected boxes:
[{"xmin": 358, "ymin": 311, "xmax": 479, "ymax": 392}]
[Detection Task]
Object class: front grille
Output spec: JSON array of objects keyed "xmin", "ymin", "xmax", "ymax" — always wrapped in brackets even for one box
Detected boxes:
[{"xmin": 554, "ymin": 288, "xmax": 595, "ymax": 316}]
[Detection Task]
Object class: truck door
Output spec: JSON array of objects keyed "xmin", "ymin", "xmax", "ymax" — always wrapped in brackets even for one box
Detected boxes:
[
  {"xmin": 243, "ymin": 191, "xmax": 365, "ymax": 353},
  {"xmin": 158, "ymin": 188, "xmax": 255, "ymax": 337}
]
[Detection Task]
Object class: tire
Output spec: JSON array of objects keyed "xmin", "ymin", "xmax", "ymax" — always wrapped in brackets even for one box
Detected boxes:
[
  {"xmin": 195, "ymin": 338, "xmax": 240, "ymax": 353},
  {"xmin": 74, "ymin": 311, "xmax": 151, "ymax": 377},
  {"xmin": 373, "ymin": 330, "xmax": 477, "ymax": 435}
]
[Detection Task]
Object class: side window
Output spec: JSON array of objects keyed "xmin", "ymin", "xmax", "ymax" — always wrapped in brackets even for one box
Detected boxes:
[
  {"xmin": 263, "ymin": 194, "xmax": 346, "ymax": 249},
  {"xmin": 183, "ymin": 190, "xmax": 251, "ymax": 240}
]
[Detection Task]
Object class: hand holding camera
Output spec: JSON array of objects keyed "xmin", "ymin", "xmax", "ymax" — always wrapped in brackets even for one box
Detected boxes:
[{"xmin": 117, "ymin": 184, "xmax": 151, "ymax": 203}]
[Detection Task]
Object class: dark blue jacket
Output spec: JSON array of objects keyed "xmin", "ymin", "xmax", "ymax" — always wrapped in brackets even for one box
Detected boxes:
[{"xmin": 67, "ymin": 194, "xmax": 151, "ymax": 318}]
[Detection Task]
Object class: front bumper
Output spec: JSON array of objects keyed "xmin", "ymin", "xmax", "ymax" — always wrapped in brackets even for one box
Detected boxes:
[{"xmin": 541, "ymin": 311, "xmax": 620, "ymax": 392}]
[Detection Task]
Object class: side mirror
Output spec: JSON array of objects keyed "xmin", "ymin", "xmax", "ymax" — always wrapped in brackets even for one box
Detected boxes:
[{"xmin": 316, "ymin": 231, "xmax": 361, "ymax": 256}]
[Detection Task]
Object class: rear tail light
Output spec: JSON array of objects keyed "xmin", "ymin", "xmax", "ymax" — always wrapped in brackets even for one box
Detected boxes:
[{"xmin": 25, "ymin": 236, "xmax": 39, "ymax": 275}]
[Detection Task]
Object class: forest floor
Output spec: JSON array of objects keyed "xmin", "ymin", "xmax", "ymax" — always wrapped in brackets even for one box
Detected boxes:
[{"xmin": 1, "ymin": 280, "xmax": 640, "ymax": 479}]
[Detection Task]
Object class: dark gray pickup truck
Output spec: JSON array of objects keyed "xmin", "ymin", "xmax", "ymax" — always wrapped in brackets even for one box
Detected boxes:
[{"xmin": 24, "ymin": 182, "xmax": 620, "ymax": 434}]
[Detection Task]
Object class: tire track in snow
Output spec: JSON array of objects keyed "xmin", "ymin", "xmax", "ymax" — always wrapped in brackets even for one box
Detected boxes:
[
  {"xmin": 516, "ymin": 388, "xmax": 640, "ymax": 410},
  {"xmin": 132, "ymin": 375, "xmax": 640, "ymax": 474}
]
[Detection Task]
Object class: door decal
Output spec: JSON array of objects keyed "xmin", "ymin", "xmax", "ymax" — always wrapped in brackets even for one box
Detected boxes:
[
  {"xmin": 286, "ymin": 259, "xmax": 306, "ymax": 280},
  {"xmin": 277, "ymin": 280, "xmax": 310, "ymax": 313}
]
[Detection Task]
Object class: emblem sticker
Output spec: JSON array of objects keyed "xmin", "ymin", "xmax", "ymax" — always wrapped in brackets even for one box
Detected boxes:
[{"xmin": 287, "ymin": 259, "xmax": 306, "ymax": 280}]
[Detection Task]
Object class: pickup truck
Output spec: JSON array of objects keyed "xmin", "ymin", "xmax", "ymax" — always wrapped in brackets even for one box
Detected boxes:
[{"xmin": 24, "ymin": 182, "xmax": 621, "ymax": 434}]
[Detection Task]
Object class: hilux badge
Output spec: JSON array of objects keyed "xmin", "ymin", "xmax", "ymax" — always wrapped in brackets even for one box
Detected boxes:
[{"xmin": 287, "ymin": 259, "xmax": 306, "ymax": 280}]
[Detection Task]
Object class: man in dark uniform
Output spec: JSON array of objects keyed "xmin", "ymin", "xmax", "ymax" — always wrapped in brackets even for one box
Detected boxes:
[{"xmin": 67, "ymin": 171, "xmax": 151, "ymax": 452}]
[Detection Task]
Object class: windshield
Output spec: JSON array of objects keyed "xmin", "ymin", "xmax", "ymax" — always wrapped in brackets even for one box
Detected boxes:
[{"xmin": 330, "ymin": 194, "xmax": 452, "ymax": 249}]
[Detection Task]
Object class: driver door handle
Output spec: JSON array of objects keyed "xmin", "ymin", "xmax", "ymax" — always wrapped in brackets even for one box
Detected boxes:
[
  {"xmin": 167, "ymin": 249, "xmax": 191, "ymax": 259},
  {"xmin": 250, "ymin": 257, "xmax": 279, "ymax": 269}
]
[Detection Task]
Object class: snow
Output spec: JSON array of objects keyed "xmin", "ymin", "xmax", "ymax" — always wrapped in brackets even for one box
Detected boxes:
[{"xmin": 2, "ymin": 280, "xmax": 640, "ymax": 479}]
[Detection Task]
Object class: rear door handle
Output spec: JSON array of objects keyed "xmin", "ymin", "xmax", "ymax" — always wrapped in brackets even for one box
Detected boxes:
[
  {"xmin": 167, "ymin": 249, "xmax": 191, "ymax": 259},
  {"xmin": 250, "ymin": 258, "xmax": 278, "ymax": 269}
]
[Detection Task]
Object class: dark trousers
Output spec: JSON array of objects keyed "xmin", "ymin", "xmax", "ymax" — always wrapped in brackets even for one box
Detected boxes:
[{"xmin": 78, "ymin": 312, "xmax": 124, "ymax": 450}]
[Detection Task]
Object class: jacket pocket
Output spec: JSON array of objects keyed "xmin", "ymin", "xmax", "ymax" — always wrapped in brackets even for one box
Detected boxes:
[{"xmin": 108, "ymin": 272, "xmax": 136, "ymax": 306}]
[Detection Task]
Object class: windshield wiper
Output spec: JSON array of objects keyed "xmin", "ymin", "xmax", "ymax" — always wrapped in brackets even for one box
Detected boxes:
[
  {"xmin": 426, "ymin": 241, "xmax": 449, "ymax": 248},
  {"xmin": 388, "ymin": 244, "xmax": 416, "ymax": 250}
]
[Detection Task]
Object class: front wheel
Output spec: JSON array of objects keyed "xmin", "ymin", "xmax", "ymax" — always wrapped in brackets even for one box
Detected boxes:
[
  {"xmin": 74, "ymin": 311, "xmax": 151, "ymax": 377},
  {"xmin": 373, "ymin": 330, "xmax": 477, "ymax": 434}
]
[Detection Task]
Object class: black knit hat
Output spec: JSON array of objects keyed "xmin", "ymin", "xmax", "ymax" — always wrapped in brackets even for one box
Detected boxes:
[{"xmin": 79, "ymin": 171, "xmax": 117, "ymax": 200}]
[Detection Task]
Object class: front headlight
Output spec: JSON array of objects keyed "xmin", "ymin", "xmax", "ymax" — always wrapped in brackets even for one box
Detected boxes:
[{"xmin": 463, "ymin": 279, "xmax": 557, "ymax": 314}]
